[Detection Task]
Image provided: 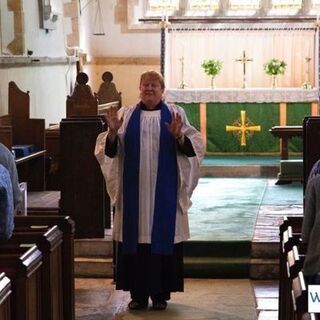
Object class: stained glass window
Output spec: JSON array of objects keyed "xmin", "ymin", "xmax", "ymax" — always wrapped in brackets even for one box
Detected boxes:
[
  {"xmin": 229, "ymin": 0, "xmax": 261, "ymax": 10},
  {"xmin": 310, "ymin": 0, "xmax": 320, "ymax": 12},
  {"xmin": 148, "ymin": 0, "xmax": 179, "ymax": 12},
  {"xmin": 188, "ymin": 0, "xmax": 219, "ymax": 11},
  {"xmin": 269, "ymin": 0, "xmax": 302, "ymax": 15}
]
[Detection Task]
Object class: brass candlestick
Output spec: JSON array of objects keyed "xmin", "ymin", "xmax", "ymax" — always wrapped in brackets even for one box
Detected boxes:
[{"xmin": 179, "ymin": 56, "xmax": 187, "ymax": 89}]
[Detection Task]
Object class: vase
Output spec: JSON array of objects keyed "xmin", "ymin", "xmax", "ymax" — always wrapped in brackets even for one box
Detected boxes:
[
  {"xmin": 271, "ymin": 75, "xmax": 277, "ymax": 89},
  {"xmin": 211, "ymin": 76, "xmax": 216, "ymax": 89}
]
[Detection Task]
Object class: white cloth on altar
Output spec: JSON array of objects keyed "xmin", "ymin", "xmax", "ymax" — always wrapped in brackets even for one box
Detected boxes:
[
  {"xmin": 95, "ymin": 103, "xmax": 205, "ymax": 243},
  {"xmin": 165, "ymin": 88, "xmax": 319, "ymax": 103}
]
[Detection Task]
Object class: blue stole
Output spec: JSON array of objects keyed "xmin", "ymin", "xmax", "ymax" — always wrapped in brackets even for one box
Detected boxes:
[{"xmin": 123, "ymin": 101, "xmax": 178, "ymax": 255}]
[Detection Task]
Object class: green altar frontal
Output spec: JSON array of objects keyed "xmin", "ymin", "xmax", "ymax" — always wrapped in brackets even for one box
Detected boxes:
[{"xmin": 165, "ymin": 88, "xmax": 319, "ymax": 154}]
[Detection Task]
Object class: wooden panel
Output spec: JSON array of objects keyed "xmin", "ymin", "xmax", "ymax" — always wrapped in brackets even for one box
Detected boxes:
[
  {"xmin": 1, "ymin": 82, "xmax": 46, "ymax": 191},
  {"xmin": 45, "ymin": 127, "xmax": 60, "ymax": 190},
  {"xmin": 60, "ymin": 118, "xmax": 109, "ymax": 238},
  {"xmin": 0, "ymin": 246, "xmax": 43, "ymax": 320},
  {"xmin": 14, "ymin": 215, "xmax": 75, "ymax": 320},
  {"xmin": 0, "ymin": 273, "xmax": 11, "ymax": 320},
  {"xmin": 66, "ymin": 73, "xmax": 98, "ymax": 117},
  {"xmin": 8, "ymin": 81, "xmax": 30, "ymax": 119},
  {"xmin": 0, "ymin": 226, "xmax": 64, "ymax": 320},
  {"xmin": 303, "ymin": 116, "xmax": 320, "ymax": 192},
  {"xmin": 0, "ymin": 126, "xmax": 12, "ymax": 149}
]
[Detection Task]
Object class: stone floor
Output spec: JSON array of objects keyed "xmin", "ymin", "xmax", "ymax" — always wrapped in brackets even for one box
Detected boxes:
[
  {"xmin": 27, "ymin": 179, "xmax": 301, "ymax": 319},
  {"xmin": 75, "ymin": 179, "xmax": 301, "ymax": 320},
  {"xmin": 75, "ymin": 278, "xmax": 279, "ymax": 320}
]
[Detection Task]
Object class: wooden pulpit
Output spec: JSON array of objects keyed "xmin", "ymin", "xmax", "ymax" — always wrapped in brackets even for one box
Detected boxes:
[{"xmin": 60, "ymin": 116, "xmax": 110, "ymax": 238}]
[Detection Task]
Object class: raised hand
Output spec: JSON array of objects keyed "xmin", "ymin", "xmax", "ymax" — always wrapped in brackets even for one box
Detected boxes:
[
  {"xmin": 166, "ymin": 112, "xmax": 183, "ymax": 139},
  {"xmin": 105, "ymin": 106, "xmax": 123, "ymax": 135}
]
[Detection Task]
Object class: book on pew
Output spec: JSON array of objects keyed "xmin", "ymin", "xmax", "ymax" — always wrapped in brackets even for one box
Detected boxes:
[{"xmin": 12, "ymin": 144, "xmax": 35, "ymax": 157}]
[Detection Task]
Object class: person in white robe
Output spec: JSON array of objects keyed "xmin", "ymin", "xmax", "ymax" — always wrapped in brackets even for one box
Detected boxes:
[{"xmin": 95, "ymin": 70, "xmax": 204, "ymax": 311}]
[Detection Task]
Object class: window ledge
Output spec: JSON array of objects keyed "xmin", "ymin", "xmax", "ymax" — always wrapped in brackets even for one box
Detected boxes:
[{"xmin": 0, "ymin": 56, "xmax": 78, "ymax": 68}]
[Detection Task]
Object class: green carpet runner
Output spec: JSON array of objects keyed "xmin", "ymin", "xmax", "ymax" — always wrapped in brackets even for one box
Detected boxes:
[{"xmin": 184, "ymin": 177, "xmax": 303, "ymax": 278}]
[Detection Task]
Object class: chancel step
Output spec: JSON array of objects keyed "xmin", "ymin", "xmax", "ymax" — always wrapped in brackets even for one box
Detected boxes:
[
  {"xmin": 250, "ymin": 258, "xmax": 279, "ymax": 280},
  {"xmin": 75, "ymin": 256, "xmax": 113, "ymax": 278},
  {"xmin": 74, "ymin": 233, "xmax": 114, "ymax": 278},
  {"xmin": 74, "ymin": 238, "xmax": 113, "ymax": 257}
]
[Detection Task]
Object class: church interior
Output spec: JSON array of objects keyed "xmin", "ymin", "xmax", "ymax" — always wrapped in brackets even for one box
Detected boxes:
[{"xmin": 1, "ymin": 0, "xmax": 320, "ymax": 319}]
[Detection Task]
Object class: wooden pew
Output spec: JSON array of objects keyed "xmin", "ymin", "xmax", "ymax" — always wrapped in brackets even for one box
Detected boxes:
[
  {"xmin": 280, "ymin": 228, "xmax": 302, "ymax": 320},
  {"xmin": 0, "ymin": 226, "xmax": 63, "ymax": 320},
  {"xmin": 291, "ymin": 270, "xmax": 319, "ymax": 320},
  {"xmin": 279, "ymin": 215, "xmax": 304, "ymax": 320},
  {"xmin": 0, "ymin": 245, "xmax": 43, "ymax": 320},
  {"xmin": 14, "ymin": 215, "xmax": 75, "ymax": 320},
  {"xmin": 0, "ymin": 81, "xmax": 46, "ymax": 191},
  {"xmin": 0, "ymin": 272, "xmax": 11, "ymax": 320}
]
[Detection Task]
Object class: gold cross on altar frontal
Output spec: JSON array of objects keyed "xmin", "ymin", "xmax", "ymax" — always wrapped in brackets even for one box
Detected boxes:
[
  {"xmin": 226, "ymin": 110, "xmax": 261, "ymax": 146},
  {"xmin": 235, "ymin": 51, "xmax": 253, "ymax": 89}
]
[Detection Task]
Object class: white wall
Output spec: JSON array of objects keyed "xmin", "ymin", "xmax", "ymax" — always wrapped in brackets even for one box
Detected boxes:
[
  {"xmin": 0, "ymin": 0, "xmax": 161, "ymax": 125},
  {"xmin": 23, "ymin": 0, "xmax": 67, "ymax": 57},
  {"xmin": 79, "ymin": 0, "xmax": 161, "ymax": 107},
  {"xmin": 79, "ymin": 0, "xmax": 159, "ymax": 58},
  {"xmin": 0, "ymin": 0, "xmax": 77, "ymax": 126}
]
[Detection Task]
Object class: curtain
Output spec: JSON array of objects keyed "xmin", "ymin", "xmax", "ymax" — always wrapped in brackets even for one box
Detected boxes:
[{"xmin": 166, "ymin": 27, "xmax": 316, "ymax": 89}]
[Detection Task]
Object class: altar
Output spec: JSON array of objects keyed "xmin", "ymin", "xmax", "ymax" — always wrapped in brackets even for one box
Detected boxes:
[{"xmin": 165, "ymin": 88, "xmax": 319, "ymax": 154}]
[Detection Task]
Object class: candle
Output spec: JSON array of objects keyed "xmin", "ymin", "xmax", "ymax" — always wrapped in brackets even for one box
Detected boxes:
[
  {"xmin": 166, "ymin": 15, "xmax": 169, "ymax": 23},
  {"xmin": 161, "ymin": 14, "xmax": 164, "ymax": 22}
]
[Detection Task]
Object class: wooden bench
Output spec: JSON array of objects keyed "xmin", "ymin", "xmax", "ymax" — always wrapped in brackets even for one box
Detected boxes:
[
  {"xmin": 291, "ymin": 267, "xmax": 319, "ymax": 319},
  {"xmin": 0, "ymin": 226, "xmax": 63, "ymax": 319},
  {"xmin": 279, "ymin": 216, "xmax": 303, "ymax": 320},
  {"xmin": 14, "ymin": 214, "xmax": 75, "ymax": 320},
  {"xmin": 0, "ymin": 245, "xmax": 43, "ymax": 320},
  {"xmin": 0, "ymin": 272, "xmax": 11, "ymax": 320},
  {"xmin": 0, "ymin": 81, "xmax": 46, "ymax": 191}
]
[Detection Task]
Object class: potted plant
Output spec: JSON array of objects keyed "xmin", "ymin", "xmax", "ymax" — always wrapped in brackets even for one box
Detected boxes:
[
  {"xmin": 201, "ymin": 59, "xmax": 223, "ymax": 89},
  {"xmin": 263, "ymin": 58, "xmax": 286, "ymax": 88}
]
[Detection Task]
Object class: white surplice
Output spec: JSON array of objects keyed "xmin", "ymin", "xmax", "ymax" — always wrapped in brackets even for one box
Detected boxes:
[{"xmin": 95, "ymin": 103, "xmax": 205, "ymax": 244}]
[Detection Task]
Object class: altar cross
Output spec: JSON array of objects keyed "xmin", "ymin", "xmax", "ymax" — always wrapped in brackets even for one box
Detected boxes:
[
  {"xmin": 226, "ymin": 110, "xmax": 261, "ymax": 146},
  {"xmin": 235, "ymin": 51, "xmax": 253, "ymax": 89}
]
